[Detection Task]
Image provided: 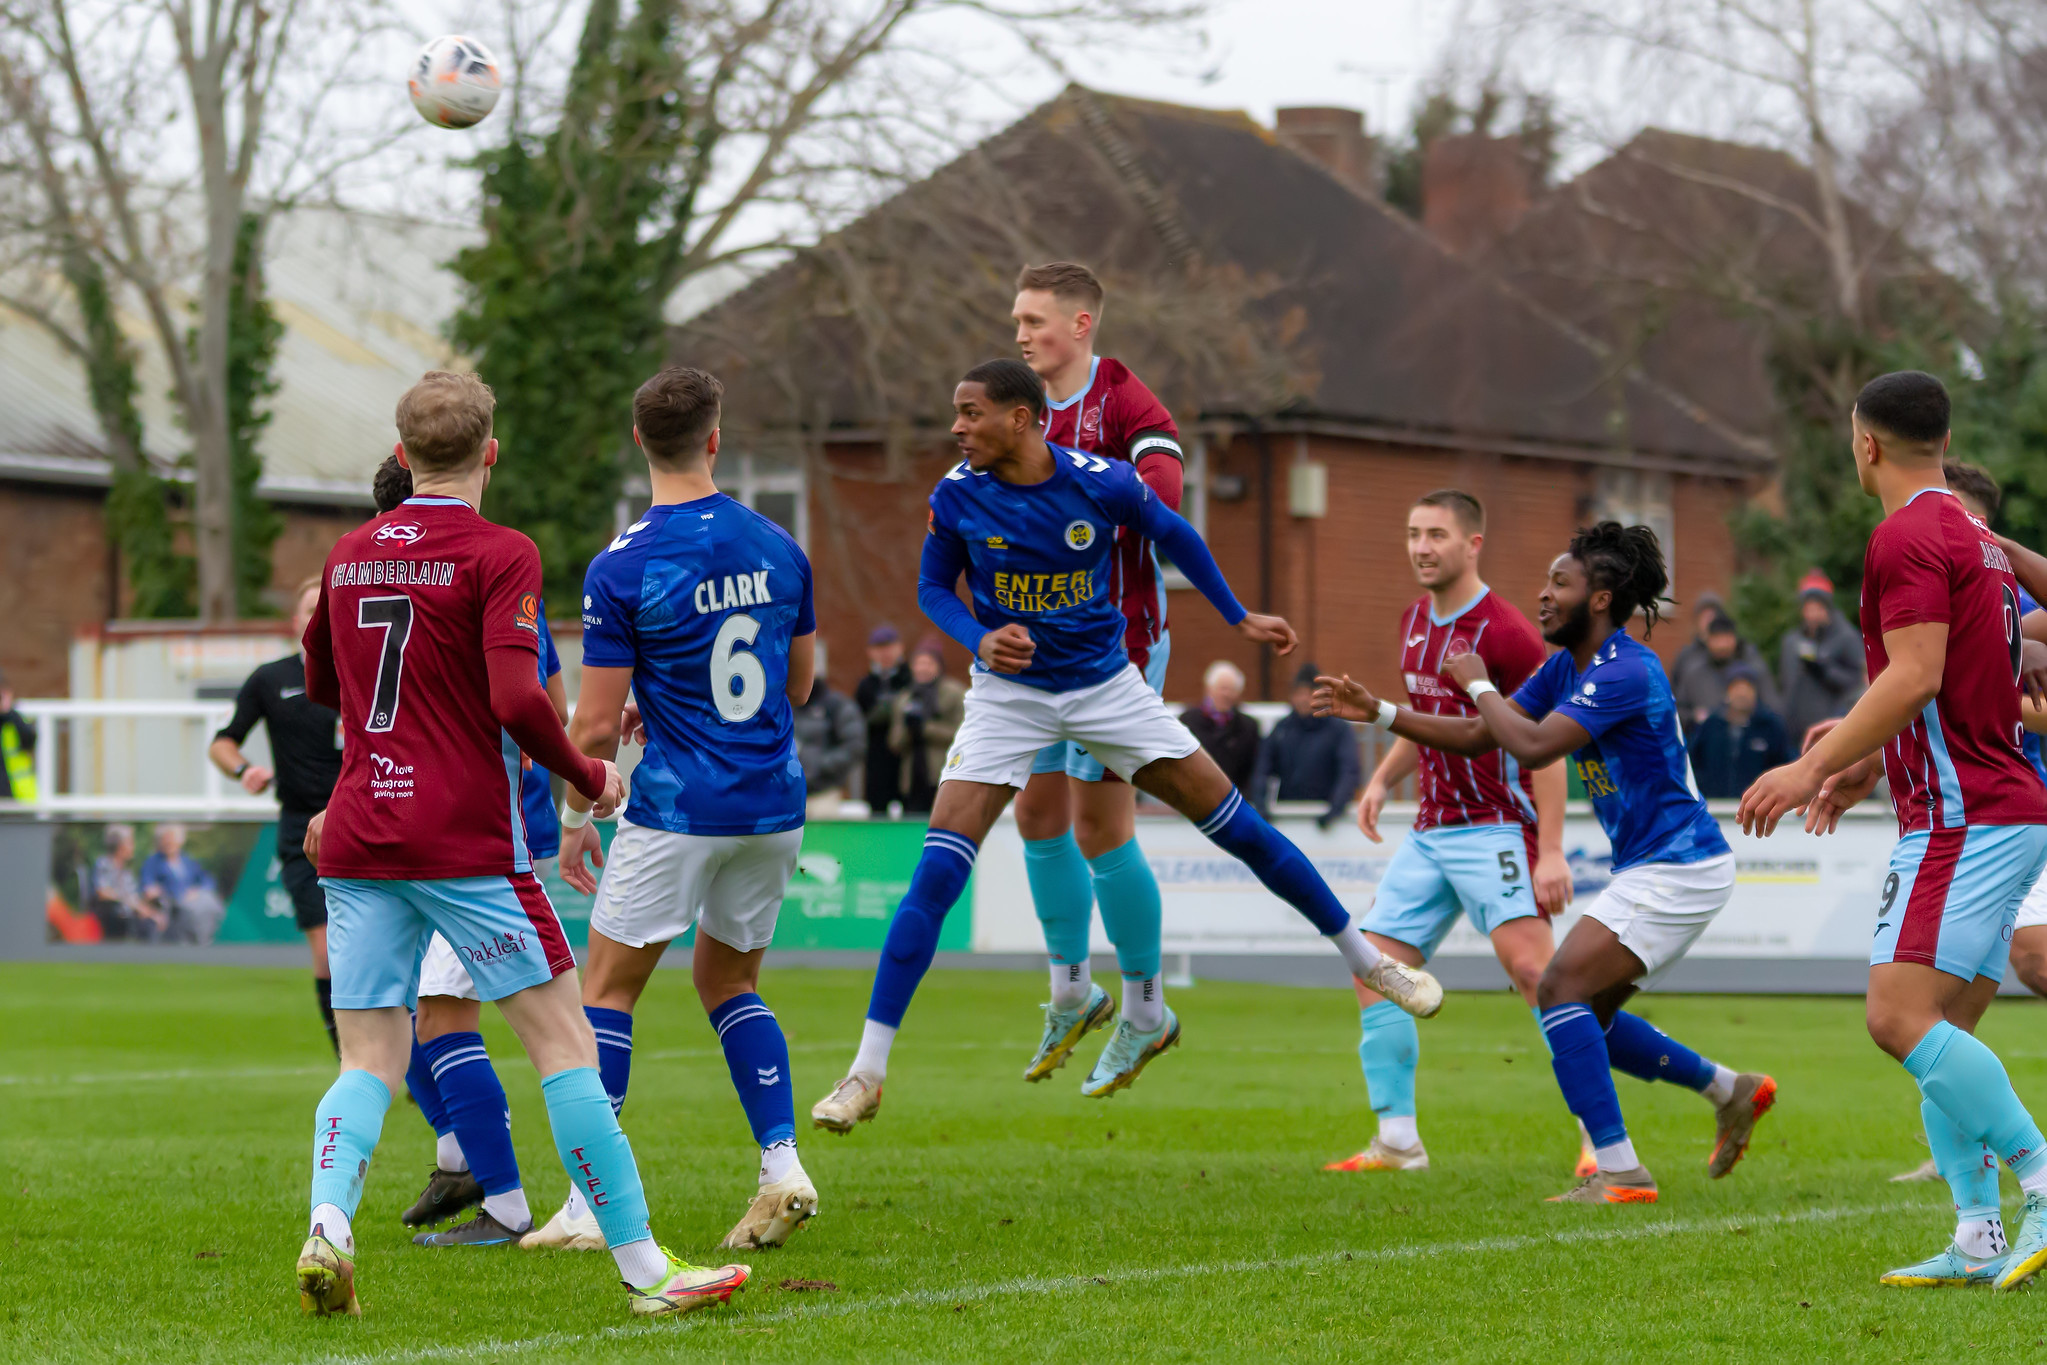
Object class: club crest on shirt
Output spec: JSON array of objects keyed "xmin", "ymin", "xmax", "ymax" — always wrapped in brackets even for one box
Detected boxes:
[
  {"xmin": 1443, "ymin": 637, "xmax": 1472, "ymax": 658},
  {"xmin": 1064, "ymin": 520, "xmax": 1096, "ymax": 551},
  {"xmin": 1078, "ymin": 404, "xmax": 1104, "ymax": 444}
]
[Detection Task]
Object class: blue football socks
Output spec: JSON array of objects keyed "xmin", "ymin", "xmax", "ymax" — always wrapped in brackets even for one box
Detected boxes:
[
  {"xmin": 1540, "ymin": 1003, "xmax": 1632, "ymax": 1165},
  {"xmin": 1905, "ymin": 1021, "xmax": 2047, "ymax": 1184},
  {"xmin": 586, "ymin": 1006, "xmax": 634, "ymax": 1117},
  {"xmin": 867, "ymin": 829, "xmax": 978, "ymax": 1027},
  {"xmin": 404, "ymin": 1022, "xmax": 451, "ymax": 1136},
  {"xmin": 1025, "ymin": 832, "xmax": 1094, "ymax": 969},
  {"xmin": 1603, "ymin": 1011, "xmax": 1718, "ymax": 1091},
  {"xmin": 1922, "ymin": 1096, "xmax": 2001, "ymax": 1224},
  {"xmin": 710, "ymin": 993, "xmax": 797, "ymax": 1149},
  {"xmin": 539, "ymin": 1065, "xmax": 651, "ymax": 1252},
  {"xmin": 1194, "ymin": 790, "xmax": 1349, "ymax": 935},
  {"xmin": 1090, "ymin": 838, "xmax": 1163, "ymax": 982},
  {"xmin": 421, "ymin": 1032, "xmax": 520, "ymax": 1199},
  {"xmin": 309, "ymin": 1069, "xmax": 392, "ymax": 1223},
  {"xmin": 1358, "ymin": 1000, "xmax": 1419, "ymax": 1127}
]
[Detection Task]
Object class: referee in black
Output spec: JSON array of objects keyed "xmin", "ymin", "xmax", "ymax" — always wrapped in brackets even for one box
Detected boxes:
[{"xmin": 209, "ymin": 575, "xmax": 344, "ymax": 1055}]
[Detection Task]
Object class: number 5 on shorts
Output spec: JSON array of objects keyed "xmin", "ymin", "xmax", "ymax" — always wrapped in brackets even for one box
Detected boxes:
[{"xmin": 1498, "ymin": 850, "xmax": 1522, "ymax": 883}]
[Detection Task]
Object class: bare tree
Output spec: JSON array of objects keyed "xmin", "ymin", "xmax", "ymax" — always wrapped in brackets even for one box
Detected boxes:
[{"xmin": 0, "ymin": 0, "xmax": 404, "ymax": 620}]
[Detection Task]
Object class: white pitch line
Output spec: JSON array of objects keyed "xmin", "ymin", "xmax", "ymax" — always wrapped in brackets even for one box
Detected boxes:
[
  {"xmin": 323, "ymin": 1198, "xmax": 1936, "ymax": 1365},
  {"xmin": 0, "ymin": 1063, "xmax": 334, "ymax": 1088}
]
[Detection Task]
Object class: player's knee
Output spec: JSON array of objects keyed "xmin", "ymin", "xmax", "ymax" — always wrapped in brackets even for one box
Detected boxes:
[
  {"xmin": 1863, "ymin": 996, "xmax": 1927, "ymax": 1061},
  {"xmin": 1502, "ymin": 953, "xmax": 1546, "ymax": 1004},
  {"xmin": 1533, "ymin": 965, "xmax": 1586, "ymax": 1012}
]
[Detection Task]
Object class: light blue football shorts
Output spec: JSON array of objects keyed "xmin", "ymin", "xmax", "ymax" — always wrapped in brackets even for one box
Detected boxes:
[
  {"xmin": 1031, "ymin": 632, "xmax": 1171, "ymax": 783},
  {"xmin": 1359, "ymin": 824, "xmax": 1543, "ymax": 962},
  {"xmin": 1871, "ymin": 824, "xmax": 2047, "ymax": 984},
  {"xmin": 321, "ymin": 873, "xmax": 576, "ymax": 1010}
]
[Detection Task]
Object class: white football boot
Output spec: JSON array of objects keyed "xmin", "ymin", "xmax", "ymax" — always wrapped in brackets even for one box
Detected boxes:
[{"xmin": 518, "ymin": 1188, "xmax": 606, "ymax": 1250}]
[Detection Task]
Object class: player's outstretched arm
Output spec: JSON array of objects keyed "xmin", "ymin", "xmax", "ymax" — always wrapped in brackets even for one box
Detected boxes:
[
  {"xmin": 487, "ymin": 644, "xmax": 609, "ymax": 805},
  {"xmin": 916, "ymin": 517, "xmax": 988, "ymax": 660},
  {"xmin": 1738, "ymin": 620, "xmax": 1947, "ymax": 836},
  {"xmin": 560, "ymin": 664, "xmax": 633, "ymax": 894},
  {"xmin": 1439, "ymin": 652, "xmax": 1587, "ymax": 766},
  {"xmin": 1132, "ymin": 497, "xmax": 1251, "ymax": 630},
  {"xmin": 1311, "ymin": 673, "xmax": 1497, "ymax": 757}
]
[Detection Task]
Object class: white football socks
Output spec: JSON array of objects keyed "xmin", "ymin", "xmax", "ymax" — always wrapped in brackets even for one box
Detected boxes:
[
  {"xmin": 1378, "ymin": 1115, "xmax": 1420, "ymax": 1150},
  {"xmin": 310, "ymin": 1202, "xmax": 354, "ymax": 1254},
  {"xmin": 851, "ymin": 1019, "xmax": 897, "ymax": 1080},
  {"xmin": 1329, "ymin": 925, "xmax": 1384, "ymax": 978},
  {"xmin": 565, "ymin": 1183, "xmax": 591, "ymax": 1223},
  {"xmin": 1957, "ymin": 1215, "xmax": 2008, "ymax": 1258},
  {"xmin": 2019, "ymin": 1160, "xmax": 2047, "ymax": 1198},
  {"xmin": 1702, "ymin": 1065, "xmax": 1738, "ymax": 1107},
  {"xmin": 482, "ymin": 1188, "xmax": 531, "ymax": 1233},
  {"xmin": 1123, "ymin": 974, "xmax": 1165, "ymax": 1033},
  {"xmin": 614, "ymin": 1237, "xmax": 669, "ymax": 1289},
  {"xmin": 1595, "ymin": 1138, "xmax": 1641, "ymax": 1173},
  {"xmin": 1049, "ymin": 959, "xmax": 1093, "ymax": 1011},
  {"xmin": 760, "ymin": 1138, "xmax": 801, "ymax": 1187},
  {"xmin": 435, "ymin": 1131, "xmax": 469, "ymax": 1172}
]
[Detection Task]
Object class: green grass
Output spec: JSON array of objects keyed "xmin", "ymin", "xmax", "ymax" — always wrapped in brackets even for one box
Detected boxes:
[{"xmin": 10, "ymin": 964, "xmax": 2047, "ymax": 1362}]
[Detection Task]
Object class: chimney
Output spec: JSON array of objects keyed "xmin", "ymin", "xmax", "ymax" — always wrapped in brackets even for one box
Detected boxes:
[
  {"xmin": 1275, "ymin": 107, "xmax": 1379, "ymax": 197},
  {"xmin": 1421, "ymin": 133, "xmax": 1535, "ymax": 256}
]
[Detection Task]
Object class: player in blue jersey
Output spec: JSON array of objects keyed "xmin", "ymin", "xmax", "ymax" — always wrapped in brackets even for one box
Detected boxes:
[
  {"xmin": 1316, "ymin": 522, "xmax": 1775, "ymax": 1204},
  {"xmin": 809, "ymin": 358, "xmax": 1442, "ymax": 1132},
  {"xmin": 521, "ymin": 366, "xmax": 821, "ymax": 1255}
]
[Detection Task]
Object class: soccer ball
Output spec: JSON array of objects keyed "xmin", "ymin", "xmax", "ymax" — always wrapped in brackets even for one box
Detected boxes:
[{"xmin": 408, "ymin": 35, "xmax": 502, "ymax": 130}]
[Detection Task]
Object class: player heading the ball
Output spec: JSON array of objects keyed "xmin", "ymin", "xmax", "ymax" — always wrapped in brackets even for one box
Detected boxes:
[{"xmin": 810, "ymin": 358, "xmax": 1442, "ymax": 1135}]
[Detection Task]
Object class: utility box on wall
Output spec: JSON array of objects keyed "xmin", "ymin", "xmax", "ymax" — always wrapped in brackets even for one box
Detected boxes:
[{"xmin": 1288, "ymin": 461, "xmax": 1328, "ymax": 518}]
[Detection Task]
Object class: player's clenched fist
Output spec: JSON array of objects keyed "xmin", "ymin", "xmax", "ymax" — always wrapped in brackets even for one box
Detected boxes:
[
  {"xmin": 978, "ymin": 623, "xmax": 1036, "ymax": 674},
  {"xmin": 1441, "ymin": 651, "xmax": 1491, "ymax": 691},
  {"xmin": 1235, "ymin": 612, "xmax": 1297, "ymax": 655},
  {"xmin": 1311, "ymin": 673, "xmax": 1380, "ymax": 722},
  {"xmin": 591, "ymin": 760, "xmax": 626, "ymax": 820}
]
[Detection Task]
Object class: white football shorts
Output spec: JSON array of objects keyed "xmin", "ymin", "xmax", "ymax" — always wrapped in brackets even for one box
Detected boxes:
[
  {"xmin": 2014, "ymin": 863, "xmax": 2047, "ymax": 932},
  {"xmin": 941, "ymin": 663, "xmax": 1200, "ymax": 790},
  {"xmin": 413, "ymin": 857, "xmax": 558, "ymax": 1002},
  {"xmin": 589, "ymin": 818, "xmax": 802, "ymax": 953},
  {"xmin": 1582, "ymin": 852, "xmax": 1737, "ymax": 985}
]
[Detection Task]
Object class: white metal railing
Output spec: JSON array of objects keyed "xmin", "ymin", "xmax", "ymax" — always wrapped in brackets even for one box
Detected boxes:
[{"xmin": 14, "ymin": 699, "xmax": 281, "ymax": 816}]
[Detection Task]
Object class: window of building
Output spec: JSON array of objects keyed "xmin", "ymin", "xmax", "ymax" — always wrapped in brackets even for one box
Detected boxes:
[
  {"xmin": 1591, "ymin": 467, "xmax": 1674, "ymax": 574},
  {"xmin": 620, "ymin": 453, "xmax": 808, "ymax": 548}
]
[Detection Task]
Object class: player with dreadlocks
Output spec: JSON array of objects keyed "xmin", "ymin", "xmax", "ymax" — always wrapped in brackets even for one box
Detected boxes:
[{"xmin": 1315, "ymin": 522, "xmax": 1775, "ymax": 1204}]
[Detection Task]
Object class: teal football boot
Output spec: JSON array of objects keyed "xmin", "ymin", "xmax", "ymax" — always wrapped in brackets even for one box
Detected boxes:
[
  {"xmin": 1881, "ymin": 1241, "xmax": 2007, "ymax": 1288},
  {"xmin": 1080, "ymin": 1006, "xmax": 1180, "ymax": 1098},
  {"xmin": 1024, "ymin": 982, "xmax": 1115, "ymax": 1082}
]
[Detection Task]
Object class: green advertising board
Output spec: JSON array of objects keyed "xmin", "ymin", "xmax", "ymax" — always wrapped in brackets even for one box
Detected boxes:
[{"xmin": 217, "ymin": 820, "xmax": 964, "ymax": 953}]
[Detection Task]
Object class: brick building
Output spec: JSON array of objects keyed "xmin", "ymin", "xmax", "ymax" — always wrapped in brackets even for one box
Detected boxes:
[{"xmin": 678, "ymin": 87, "xmax": 1776, "ymax": 705}]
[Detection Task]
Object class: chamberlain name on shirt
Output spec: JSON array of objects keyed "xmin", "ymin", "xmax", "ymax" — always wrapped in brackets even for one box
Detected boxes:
[
  {"xmin": 694, "ymin": 571, "xmax": 774, "ymax": 615},
  {"xmin": 991, "ymin": 569, "xmax": 1098, "ymax": 613},
  {"xmin": 330, "ymin": 559, "xmax": 457, "ymax": 588}
]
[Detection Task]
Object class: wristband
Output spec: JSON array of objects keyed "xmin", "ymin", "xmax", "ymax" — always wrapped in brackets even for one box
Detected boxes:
[
  {"xmin": 1372, "ymin": 699, "xmax": 1398, "ymax": 731},
  {"xmin": 1464, "ymin": 679, "xmax": 1499, "ymax": 701},
  {"xmin": 560, "ymin": 803, "xmax": 592, "ymax": 830},
  {"xmin": 231, "ymin": 761, "xmax": 250, "ymax": 779}
]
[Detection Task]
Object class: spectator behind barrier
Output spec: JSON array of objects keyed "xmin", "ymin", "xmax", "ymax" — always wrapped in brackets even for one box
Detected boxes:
[
  {"xmin": 794, "ymin": 641, "xmax": 865, "ymax": 819},
  {"xmin": 888, "ymin": 637, "xmax": 966, "ymax": 815},
  {"xmin": 89, "ymin": 823, "xmax": 163, "ymax": 942},
  {"xmin": 855, "ymin": 623, "xmax": 912, "ymax": 817},
  {"xmin": 139, "ymin": 822, "xmax": 225, "ymax": 944},
  {"xmin": 1670, "ymin": 610, "xmax": 1779, "ymax": 733},
  {"xmin": 1180, "ymin": 660, "xmax": 1260, "ymax": 793},
  {"xmin": 0, "ymin": 669, "xmax": 37, "ymax": 802},
  {"xmin": 1776, "ymin": 568, "xmax": 1865, "ymax": 745},
  {"xmin": 1251, "ymin": 661, "xmax": 1361, "ymax": 830},
  {"xmin": 1687, "ymin": 666, "xmax": 1794, "ymax": 799}
]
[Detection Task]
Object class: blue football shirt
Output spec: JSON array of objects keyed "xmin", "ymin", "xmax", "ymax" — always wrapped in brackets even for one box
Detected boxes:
[
  {"xmin": 580, "ymin": 493, "xmax": 814, "ymax": 836},
  {"xmin": 2022, "ymin": 587, "xmax": 2047, "ymax": 788},
  {"xmin": 1512, "ymin": 628, "xmax": 1730, "ymax": 871},
  {"xmin": 924, "ymin": 444, "xmax": 1159, "ymax": 693},
  {"xmin": 516, "ymin": 612, "xmax": 563, "ymax": 859}
]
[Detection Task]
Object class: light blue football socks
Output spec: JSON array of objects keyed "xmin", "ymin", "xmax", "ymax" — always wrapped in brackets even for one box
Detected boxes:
[
  {"xmin": 309, "ymin": 1069, "xmax": 392, "ymax": 1237},
  {"xmin": 1026, "ymin": 832, "xmax": 1095, "ymax": 1008},
  {"xmin": 1358, "ymin": 1000, "xmax": 1420, "ymax": 1145},
  {"xmin": 1091, "ymin": 838, "xmax": 1165, "ymax": 1031},
  {"xmin": 540, "ymin": 1065, "xmax": 651, "ymax": 1250},
  {"xmin": 1905, "ymin": 1022, "xmax": 2047, "ymax": 1189}
]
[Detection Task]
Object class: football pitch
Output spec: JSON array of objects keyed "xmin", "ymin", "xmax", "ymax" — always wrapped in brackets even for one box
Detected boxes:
[{"xmin": 11, "ymin": 965, "xmax": 2047, "ymax": 1362}]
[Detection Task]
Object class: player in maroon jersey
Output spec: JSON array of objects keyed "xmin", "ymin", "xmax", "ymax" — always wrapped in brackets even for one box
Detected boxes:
[
  {"xmin": 1321, "ymin": 490, "xmax": 1577, "ymax": 1174},
  {"xmin": 1009, "ymin": 262, "xmax": 1191, "ymax": 1088},
  {"xmin": 292, "ymin": 372, "xmax": 747, "ymax": 1320},
  {"xmin": 1740, "ymin": 371, "xmax": 2047, "ymax": 1289}
]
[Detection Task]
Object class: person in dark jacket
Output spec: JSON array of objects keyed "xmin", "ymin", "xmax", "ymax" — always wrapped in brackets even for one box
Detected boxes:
[
  {"xmin": 1686, "ymin": 665, "xmax": 1793, "ymax": 798},
  {"xmin": 887, "ymin": 639, "xmax": 966, "ymax": 814},
  {"xmin": 793, "ymin": 643, "xmax": 864, "ymax": 817},
  {"xmin": 1670, "ymin": 611, "xmax": 1779, "ymax": 733},
  {"xmin": 1251, "ymin": 662, "xmax": 1361, "ymax": 829},
  {"xmin": 1775, "ymin": 569, "xmax": 1865, "ymax": 746},
  {"xmin": 1180, "ymin": 659, "xmax": 1260, "ymax": 792},
  {"xmin": 855, "ymin": 624, "xmax": 913, "ymax": 815}
]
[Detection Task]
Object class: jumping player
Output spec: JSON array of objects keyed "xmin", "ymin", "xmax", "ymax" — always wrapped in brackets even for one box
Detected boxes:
[
  {"xmin": 809, "ymin": 359, "xmax": 1441, "ymax": 1134},
  {"xmin": 1323, "ymin": 489, "xmax": 1575, "ymax": 1175},
  {"xmin": 1009, "ymin": 262, "xmax": 1187, "ymax": 1087},
  {"xmin": 520, "ymin": 366, "xmax": 821, "ymax": 1256},
  {"xmin": 1741, "ymin": 373, "xmax": 2047, "ymax": 1290},
  {"xmin": 1317, "ymin": 521, "xmax": 1774, "ymax": 1204},
  {"xmin": 293, "ymin": 371, "xmax": 747, "ymax": 1319}
]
